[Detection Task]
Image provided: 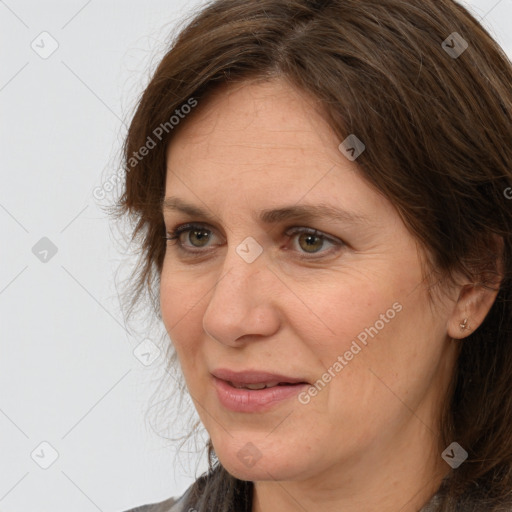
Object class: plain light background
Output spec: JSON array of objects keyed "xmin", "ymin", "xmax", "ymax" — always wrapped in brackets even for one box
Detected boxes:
[{"xmin": 1, "ymin": 1, "xmax": 511, "ymax": 511}]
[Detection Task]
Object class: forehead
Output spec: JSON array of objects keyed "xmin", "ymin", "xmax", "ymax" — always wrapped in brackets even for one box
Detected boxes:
[
  {"xmin": 165, "ymin": 78, "xmax": 341, "ymax": 170},
  {"xmin": 163, "ymin": 79, "xmax": 396, "ymax": 229}
]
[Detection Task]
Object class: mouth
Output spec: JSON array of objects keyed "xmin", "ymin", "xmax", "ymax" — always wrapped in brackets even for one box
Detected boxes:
[
  {"xmin": 211, "ymin": 368, "xmax": 309, "ymax": 387},
  {"xmin": 210, "ymin": 369, "xmax": 310, "ymax": 412},
  {"xmin": 226, "ymin": 381, "xmax": 307, "ymax": 390}
]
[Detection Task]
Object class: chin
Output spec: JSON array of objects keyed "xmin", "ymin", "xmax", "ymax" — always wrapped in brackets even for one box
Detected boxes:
[
  {"xmin": 221, "ymin": 458, "xmax": 301, "ymax": 482},
  {"xmin": 213, "ymin": 438, "xmax": 313, "ymax": 482}
]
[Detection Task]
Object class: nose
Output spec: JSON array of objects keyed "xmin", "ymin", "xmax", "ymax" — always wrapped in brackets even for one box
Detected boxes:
[{"xmin": 202, "ymin": 244, "xmax": 281, "ymax": 347}]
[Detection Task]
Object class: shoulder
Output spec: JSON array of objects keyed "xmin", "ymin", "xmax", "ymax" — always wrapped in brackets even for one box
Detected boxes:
[
  {"xmin": 121, "ymin": 482, "xmax": 193, "ymax": 512},
  {"xmin": 122, "ymin": 465, "xmax": 252, "ymax": 512}
]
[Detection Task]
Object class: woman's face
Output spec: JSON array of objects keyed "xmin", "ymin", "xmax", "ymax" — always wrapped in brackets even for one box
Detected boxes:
[{"xmin": 160, "ymin": 78, "xmax": 458, "ymax": 485}]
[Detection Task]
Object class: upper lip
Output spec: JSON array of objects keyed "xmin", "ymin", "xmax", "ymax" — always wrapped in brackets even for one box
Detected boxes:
[{"xmin": 211, "ymin": 368, "xmax": 309, "ymax": 385}]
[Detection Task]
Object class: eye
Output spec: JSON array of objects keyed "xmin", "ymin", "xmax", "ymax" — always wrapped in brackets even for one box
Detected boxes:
[
  {"xmin": 284, "ymin": 226, "xmax": 342, "ymax": 258},
  {"xmin": 164, "ymin": 223, "xmax": 344, "ymax": 259},
  {"xmin": 165, "ymin": 223, "xmax": 220, "ymax": 251}
]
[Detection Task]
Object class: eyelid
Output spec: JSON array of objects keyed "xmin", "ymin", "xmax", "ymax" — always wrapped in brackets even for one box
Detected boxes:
[
  {"xmin": 165, "ymin": 221, "xmax": 345, "ymax": 258},
  {"xmin": 284, "ymin": 226, "xmax": 341, "ymax": 244},
  {"xmin": 166, "ymin": 222, "xmax": 224, "ymax": 243}
]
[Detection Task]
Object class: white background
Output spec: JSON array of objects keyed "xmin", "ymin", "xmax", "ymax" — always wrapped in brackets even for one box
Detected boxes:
[{"xmin": 1, "ymin": 1, "xmax": 511, "ymax": 510}]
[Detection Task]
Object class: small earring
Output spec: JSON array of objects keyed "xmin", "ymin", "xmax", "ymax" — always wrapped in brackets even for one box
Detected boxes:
[{"xmin": 459, "ymin": 318, "xmax": 469, "ymax": 330}]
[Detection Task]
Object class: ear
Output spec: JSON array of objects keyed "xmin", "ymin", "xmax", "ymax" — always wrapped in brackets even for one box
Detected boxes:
[{"xmin": 446, "ymin": 235, "xmax": 504, "ymax": 340}]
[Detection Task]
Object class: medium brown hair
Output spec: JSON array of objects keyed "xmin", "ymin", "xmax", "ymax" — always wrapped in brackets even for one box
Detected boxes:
[{"xmin": 115, "ymin": 0, "xmax": 512, "ymax": 509}]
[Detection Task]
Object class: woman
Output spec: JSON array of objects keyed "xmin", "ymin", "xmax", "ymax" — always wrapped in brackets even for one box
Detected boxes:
[{"xmin": 117, "ymin": 0, "xmax": 512, "ymax": 510}]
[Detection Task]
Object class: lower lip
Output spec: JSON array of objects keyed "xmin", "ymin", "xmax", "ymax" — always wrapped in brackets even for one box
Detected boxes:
[{"xmin": 212, "ymin": 376, "xmax": 308, "ymax": 413}]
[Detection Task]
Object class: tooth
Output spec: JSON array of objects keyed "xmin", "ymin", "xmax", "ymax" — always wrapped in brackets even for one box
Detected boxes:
[
  {"xmin": 233, "ymin": 381, "xmax": 281, "ymax": 390},
  {"xmin": 245, "ymin": 383, "xmax": 267, "ymax": 390}
]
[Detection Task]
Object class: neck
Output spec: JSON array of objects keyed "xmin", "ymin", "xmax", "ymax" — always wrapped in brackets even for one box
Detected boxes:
[{"xmin": 252, "ymin": 421, "xmax": 450, "ymax": 512}]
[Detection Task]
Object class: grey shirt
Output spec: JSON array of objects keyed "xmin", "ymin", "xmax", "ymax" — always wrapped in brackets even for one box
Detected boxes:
[
  {"xmin": 123, "ymin": 485, "xmax": 191, "ymax": 512},
  {"xmin": 123, "ymin": 480, "xmax": 443, "ymax": 512}
]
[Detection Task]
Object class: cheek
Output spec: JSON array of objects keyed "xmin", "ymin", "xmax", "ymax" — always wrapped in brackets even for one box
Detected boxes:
[
  {"xmin": 290, "ymin": 268, "xmax": 432, "ymax": 413},
  {"xmin": 314, "ymin": 293, "xmax": 441, "ymax": 437},
  {"xmin": 159, "ymin": 269, "xmax": 206, "ymax": 363},
  {"xmin": 284, "ymin": 270, "xmax": 398, "ymax": 360}
]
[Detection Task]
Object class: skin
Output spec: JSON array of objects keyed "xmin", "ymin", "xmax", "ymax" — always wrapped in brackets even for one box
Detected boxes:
[{"xmin": 159, "ymin": 77, "xmax": 499, "ymax": 512}]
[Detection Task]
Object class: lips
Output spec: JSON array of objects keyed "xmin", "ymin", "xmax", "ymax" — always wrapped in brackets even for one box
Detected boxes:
[
  {"xmin": 211, "ymin": 368, "xmax": 309, "ymax": 388},
  {"xmin": 211, "ymin": 370, "xmax": 310, "ymax": 412}
]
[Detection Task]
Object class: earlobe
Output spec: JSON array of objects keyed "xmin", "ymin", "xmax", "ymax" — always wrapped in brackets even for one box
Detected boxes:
[
  {"xmin": 447, "ymin": 282, "xmax": 500, "ymax": 339},
  {"xmin": 447, "ymin": 236, "xmax": 504, "ymax": 340}
]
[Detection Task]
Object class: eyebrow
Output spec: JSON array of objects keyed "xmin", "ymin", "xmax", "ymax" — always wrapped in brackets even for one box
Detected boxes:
[{"xmin": 161, "ymin": 196, "xmax": 370, "ymax": 226}]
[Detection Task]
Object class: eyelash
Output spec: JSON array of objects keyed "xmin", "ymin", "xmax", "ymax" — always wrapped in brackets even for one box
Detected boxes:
[{"xmin": 164, "ymin": 222, "xmax": 345, "ymax": 260}]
